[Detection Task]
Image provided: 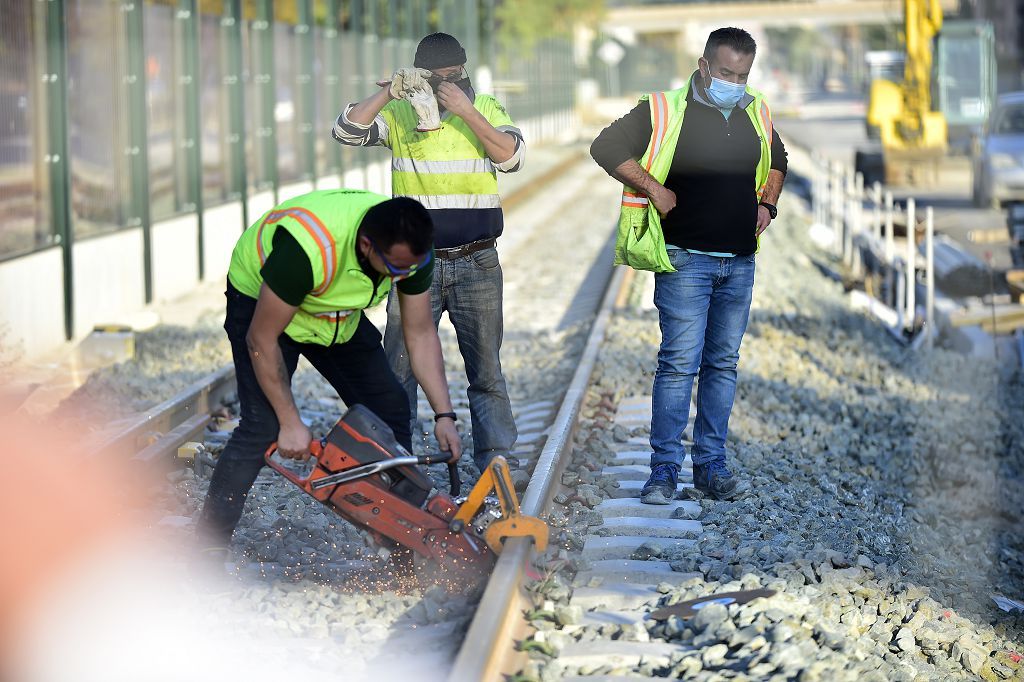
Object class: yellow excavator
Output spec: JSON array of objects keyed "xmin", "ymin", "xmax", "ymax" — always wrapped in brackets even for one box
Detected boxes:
[{"xmin": 859, "ymin": 0, "xmax": 947, "ymax": 185}]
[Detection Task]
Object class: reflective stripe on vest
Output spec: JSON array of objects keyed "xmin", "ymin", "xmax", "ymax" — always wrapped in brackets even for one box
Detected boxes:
[
  {"xmin": 257, "ymin": 207, "xmax": 338, "ymax": 296},
  {"xmin": 397, "ymin": 193, "xmax": 502, "ymax": 210},
  {"xmin": 622, "ymin": 91, "xmax": 669, "ymax": 209},
  {"xmin": 756, "ymin": 101, "xmax": 774, "ymax": 199},
  {"xmin": 392, "ymin": 157, "xmax": 495, "ymax": 174},
  {"xmin": 384, "ymin": 95, "xmax": 508, "ymax": 208}
]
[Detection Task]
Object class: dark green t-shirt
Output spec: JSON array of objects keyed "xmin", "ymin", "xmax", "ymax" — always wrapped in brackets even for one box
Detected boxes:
[{"xmin": 261, "ymin": 229, "xmax": 433, "ymax": 306}]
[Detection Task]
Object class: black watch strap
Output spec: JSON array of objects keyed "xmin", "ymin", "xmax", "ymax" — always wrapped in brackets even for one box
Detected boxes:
[
  {"xmin": 434, "ymin": 411, "xmax": 458, "ymax": 422},
  {"xmin": 759, "ymin": 201, "xmax": 777, "ymax": 219}
]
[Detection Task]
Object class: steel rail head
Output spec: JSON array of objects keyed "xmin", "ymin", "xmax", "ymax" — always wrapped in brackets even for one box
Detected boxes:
[
  {"xmin": 448, "ymin": 262, "xmax": 628, "ymax": 682},
  {"xmin": 89, "ymin": 363, "xmax": 236, "ymax": 460}
]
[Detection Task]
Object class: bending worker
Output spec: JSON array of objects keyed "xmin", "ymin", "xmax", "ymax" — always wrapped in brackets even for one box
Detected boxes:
[
  {"xmin": 197, "ymin": 190, "xmax": 461, "ymax": 555},
  {"xmin": 332, "ymin": 32, "xmax": 523, "ymax": 474},
  {"xmin": 591, "ymin": 27, "xmax": 787, "ymax": 504}
]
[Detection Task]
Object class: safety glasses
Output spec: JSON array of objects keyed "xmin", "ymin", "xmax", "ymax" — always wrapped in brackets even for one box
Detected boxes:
[
  {"xmin": 426, "ymin": 67, "xmax": 468, "ymax": 90},
  {"xmin": 369, "ymin": 239, "xmax": 433, "ymax": 278}
]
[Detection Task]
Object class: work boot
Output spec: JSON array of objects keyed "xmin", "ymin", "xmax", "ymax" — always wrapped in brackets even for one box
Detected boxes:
[
  {"xmin": 692, "ymin": 461, "xmax": 749, "ymax": 501},
  {"xmin": 641, "ymin": 463, "xmax": 679, "ymax": 505}
]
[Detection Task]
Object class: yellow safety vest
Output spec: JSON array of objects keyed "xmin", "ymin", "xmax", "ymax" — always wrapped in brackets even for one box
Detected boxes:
[
  {"xmin": 381, "ymin": 94, "xmax": 515, "ymax": 209},
  {"xmin": 616, "ymin": 79, "xmax": 774, "ymax": 272},
  {"xmin": 228, "ymin": 190, "xmax": 392, "ymax": 346}
]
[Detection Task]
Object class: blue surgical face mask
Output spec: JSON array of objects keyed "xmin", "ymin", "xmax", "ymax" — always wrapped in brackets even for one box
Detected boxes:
[{"xmin": 705, "ymin": 75, "xmax": 746, "ymax": 109}]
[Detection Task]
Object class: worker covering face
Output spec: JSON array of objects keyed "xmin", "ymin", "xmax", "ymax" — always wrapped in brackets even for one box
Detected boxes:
[{"xmin": 384, "ymin": 32, "xmax": 475, "ymax": 131}]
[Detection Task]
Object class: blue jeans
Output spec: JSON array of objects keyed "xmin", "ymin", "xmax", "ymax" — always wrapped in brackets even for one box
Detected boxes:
[
  {"xmin": 650, "ymin": 249, "xmax": 755, "ymax": 470},
  {"xmin": 384, "ymin": 246, "xmax": 517, "ymax": 472}
]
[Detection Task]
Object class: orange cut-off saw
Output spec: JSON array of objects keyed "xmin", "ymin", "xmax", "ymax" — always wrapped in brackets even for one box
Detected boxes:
[{"xmin": 265, "ymin": 405, "xmax": 548, "ymax": 577}]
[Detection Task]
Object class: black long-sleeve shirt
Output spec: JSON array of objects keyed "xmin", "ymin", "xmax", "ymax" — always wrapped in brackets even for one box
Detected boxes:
[{"xmin": 591, "ymin": 77, "xmax": 787, "ymax": 255}]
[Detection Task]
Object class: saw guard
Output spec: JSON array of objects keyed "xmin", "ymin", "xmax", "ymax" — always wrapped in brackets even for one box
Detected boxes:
[{"xmin": 451, "ymin": 456, "xmax": 549, "ymax": 554}]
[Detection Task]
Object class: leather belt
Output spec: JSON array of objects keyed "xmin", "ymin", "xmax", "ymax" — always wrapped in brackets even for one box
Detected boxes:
[{"xmin": 434, "ymin": 237, "xmax": 496, "ymax": 260}]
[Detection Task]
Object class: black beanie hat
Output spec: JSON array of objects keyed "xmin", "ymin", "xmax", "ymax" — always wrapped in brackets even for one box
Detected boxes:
[{"xmin": 414, "ymin": 33, "xmax": 467, "ymax": 70}]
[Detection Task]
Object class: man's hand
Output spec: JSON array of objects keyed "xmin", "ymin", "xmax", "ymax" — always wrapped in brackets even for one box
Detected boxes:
[
  {"xmin": 435, "ymin": 81, "xmax": 474, "ymax": 118},
  {"xmin": 434, "ymin": 418, "xmax": 462, "ymax": 462},
  {"xmin": 756, "ymin": 205, "xmax": 772, "ymax": 236},
  {"xmin": 277, "ymin": 420, "xmax": 313, "ymax": 461},
  {"xmin": 649, "ymin": 184, "xmax": 677, "ymax": 218},
  {"xmin": 384, "ymin": 67, "xmax": 433, "ymax": 101}
]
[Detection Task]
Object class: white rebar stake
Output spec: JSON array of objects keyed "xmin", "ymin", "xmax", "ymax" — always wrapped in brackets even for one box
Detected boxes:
[
  {"xmin": 853, "ymin": 172, "xmax": 865, "ymax": 277},
  {"xmin": 818, "ymin": 160, "xmax": 827, "ymax": 225},
  {"xmin": 844, "ymin": 169, "xmax": 855, "ymax": 267},
  {"xmin": 925, "ymin": 206, "xmax": 935, "ymax": 348},
  {"xmin": 906, "ymin": 198, "xmax": 916, "ymax": 333},
  {"xmin": 895, "ymin": 260, "xmax": 906, "ymax": 333},
  {"xmin": 884, "ymin": 191, "xmax": 895, "ymax": 264},
  {"xmin": 832, "ymin": 162, "xmax": 843, "ymax": 256},
  {"xmin": 873, "ymin": 181, "xmax": 882, "ymax": 241}
]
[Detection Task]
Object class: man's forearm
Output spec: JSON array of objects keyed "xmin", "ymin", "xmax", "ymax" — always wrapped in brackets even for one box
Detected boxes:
[
  {"xmin": 460, "ymin": 108, "xmax": 516, "ymax": 164},
  {"xmin": 761, "ymin": 169, "xmax": 785, "ymax": 205},
  {"xmin": 346, "ymin": 88, "xmax": 392, "ymax": 126},
  {"xmin": 247, "ymin": 335, "xmax": 302, "ymax": 428},
  {"xmin": 612, "ymin": 159, "xmax": 664, "ymax": 197}
]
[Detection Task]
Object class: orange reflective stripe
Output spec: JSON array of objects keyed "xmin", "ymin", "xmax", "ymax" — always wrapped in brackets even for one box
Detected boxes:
[
  {"xmin": 256, "ymin": 222, "xmax": 268, "ymax": 265},
  {"xmin": 760, "ymin": 101, "xmax": 773, "ymax": 146},
  {"xmin": 646, "ymin": 92, "xmax": 669, "ymax": 171},
  {"xmin": 259, "ymin": 207, "xmax": 338, "ymax": 296},
  {"xmin": 621, "ymin": 91, "xmax": 670, "ymax": 209}
]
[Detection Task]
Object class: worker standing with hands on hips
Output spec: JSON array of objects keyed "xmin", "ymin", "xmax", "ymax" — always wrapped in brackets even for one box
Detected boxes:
[
  {"xmin": 590, "ymin": 27, "xmax": 788, "ymax": 505},
  {"xmin": 333, "ymin": 32, "xmax": 524, "ymax": 475},
  {"xmin": 196, "ymin": 190, "xmax": 461, "ymax": 562}
]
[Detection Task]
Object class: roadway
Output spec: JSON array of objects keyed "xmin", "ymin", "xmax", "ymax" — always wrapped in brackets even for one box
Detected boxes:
[{"xmin": 777, "ymin": 94, "xmax": 1015, "ymax": 293}]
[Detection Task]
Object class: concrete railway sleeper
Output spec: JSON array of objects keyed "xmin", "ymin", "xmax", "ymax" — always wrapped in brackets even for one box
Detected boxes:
[{"xmin": 33, "ymin": 152, "xmax": 1024, "ymax": 681}]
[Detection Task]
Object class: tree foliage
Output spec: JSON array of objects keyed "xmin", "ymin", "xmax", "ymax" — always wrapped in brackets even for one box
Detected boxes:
[{"xmin": 494, "ymin": 0, "xmax": 605, "ymax": 51}]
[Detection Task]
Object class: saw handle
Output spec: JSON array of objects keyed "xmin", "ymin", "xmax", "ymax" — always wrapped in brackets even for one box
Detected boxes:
[
  {"xmin": 263, "ymin": 439, "xmax": 324, "ymax": 489},
  {"xmin": 448, "ymin": 462, "xmax": 460, "ymax": 497}
]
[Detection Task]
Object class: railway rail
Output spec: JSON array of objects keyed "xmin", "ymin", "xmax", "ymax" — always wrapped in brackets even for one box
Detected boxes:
[{"xmin": 75, "ymin": 146, "xmax": 1024, "ymax": 682}]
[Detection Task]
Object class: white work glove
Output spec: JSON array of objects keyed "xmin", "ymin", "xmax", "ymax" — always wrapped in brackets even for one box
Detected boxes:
[
  {"xmin": 388, "ymin": 67, "xmax": 441, "ymax": 132},
  {"xmin": 388, "ymin": 67, "xmax": 432, "ymax": 100}
]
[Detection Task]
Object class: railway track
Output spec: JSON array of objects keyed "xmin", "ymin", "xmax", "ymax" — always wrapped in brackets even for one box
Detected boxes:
[
  {"xmin": 82, "ymin": 146, "xmax": 638, "ymax": 680},
  {"xmin": 77, "ymin": 148, "xmax": 1024, "ymax": 682}
]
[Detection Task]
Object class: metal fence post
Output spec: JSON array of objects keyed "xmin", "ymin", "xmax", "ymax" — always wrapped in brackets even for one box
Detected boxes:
[
  {"xmin": 124, "ymin": 0, "xmax": 153, "ymax": 303},
  {"xmin": 905, "ymin": 198, "xmax": 916, "ymax": 333},
  {"xmin": 324, "ymin": 0, "xmax": 343, "ymax": 182},
  {"xmin": 253, "ymin": 0, "xmax": 278, "ymax": 204},
  {"xmin": 43, "ymin": 0, "xmax": 75, "ymax": 339},
  {"xmin": 223, "ymin": 0, "xmax": 248, "ymax": 230},
  {"xmin": 925, "ymin": 206, "xmax": 935, "ymax": 347},
  {"xmin": 177, "ymin": 0, "xmax": 204, "ymax": 278},
  {"xmin": 297, "ymin": 0, "xmax": 316, "ymax": 184}
]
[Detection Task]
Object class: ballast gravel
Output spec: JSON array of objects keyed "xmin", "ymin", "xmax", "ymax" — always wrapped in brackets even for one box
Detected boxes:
[{"xmin": 518, "ymin": 194, "xmax": 1024, "ymax": 682}]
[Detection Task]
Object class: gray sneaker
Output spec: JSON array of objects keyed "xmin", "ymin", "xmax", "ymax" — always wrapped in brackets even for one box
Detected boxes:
[
  {"xmin": 640, "ymin": 463, "xmax": 679, "ymax": 505},
  {"xmin": 692, "ymin": 461, "xmax": 749, "ymax": 501}
]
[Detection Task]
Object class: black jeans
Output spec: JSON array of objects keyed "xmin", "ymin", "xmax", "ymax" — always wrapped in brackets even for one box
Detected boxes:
[{"xmin": 197, "ymin": 282, "xmax": 412, "ymax": 547}]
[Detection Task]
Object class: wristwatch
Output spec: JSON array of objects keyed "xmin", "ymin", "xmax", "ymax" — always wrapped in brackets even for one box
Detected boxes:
[
  {"xmin": 759, "ymin": 201, "xmax": 778, "ymax": 220},
  {"xmin": 434, "ymin": 412, "xmax": 458, "ymax": 422}
]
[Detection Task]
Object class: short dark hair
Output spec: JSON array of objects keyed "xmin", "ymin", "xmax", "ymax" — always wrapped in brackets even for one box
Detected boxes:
[
  {"xmin": 703, "ymin": 27, "xmax": 756, "ymax": 62},
  {"xmin": 360, "ymin": 197, "xmax": 433, "ymax": 256}
]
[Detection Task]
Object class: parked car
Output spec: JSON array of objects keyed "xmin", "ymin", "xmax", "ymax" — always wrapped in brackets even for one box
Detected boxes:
[{"xmin": 972, "ymin": 91, "xmax": 1024, "ymax": 208}]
